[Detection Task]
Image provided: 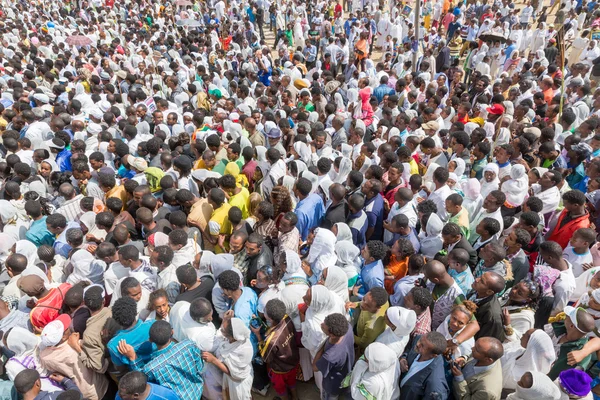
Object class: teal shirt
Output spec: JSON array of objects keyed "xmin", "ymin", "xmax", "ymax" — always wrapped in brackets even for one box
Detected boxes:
[{"xmin": 25, "ymin": 217, "xmax": 55, "ymax": 247}]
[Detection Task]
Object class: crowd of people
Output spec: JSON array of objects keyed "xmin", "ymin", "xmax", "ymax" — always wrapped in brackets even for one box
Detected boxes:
[{"xmin": 2, "ymin": 0, "xmax": 600, "ymax": 398}]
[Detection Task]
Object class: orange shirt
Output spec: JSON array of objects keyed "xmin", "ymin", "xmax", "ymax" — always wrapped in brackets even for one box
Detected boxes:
[{"xmin": 384, "ymin": 254, "xmax": 408, "ymax": 294}]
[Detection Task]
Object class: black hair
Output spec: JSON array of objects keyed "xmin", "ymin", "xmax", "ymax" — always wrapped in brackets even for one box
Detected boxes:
[
  {"xmin": 149, "ymin": 320, "xmax": 172, "ymax": 346},
  {"xmin": 218, "ymin": 269, "xmax": 241, "ymax": 291},
  {"xmin": 111, "ymin": 297, "xmax": 138, "ymax": 328}
]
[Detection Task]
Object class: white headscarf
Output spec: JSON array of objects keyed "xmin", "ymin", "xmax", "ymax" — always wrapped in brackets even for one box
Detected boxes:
[
  {"xmin": 323, "ymin": 265, "xmax": 349, "ymax": 302},
  {"xmin": 0, "ymin": 233, "xmax": 16, "ymax": 264},
  {"xmin": 334, "ymin": 222, "xmax": 353, "ymax": 243},
  {"xmin": 501, "ymin": 330, "xmax": 556, "ymax": 390},
  {"xmin": 462, "ymin": 178, "xmax": 484, "ymax": 218},
  {"xmin": 350, "ymin": 342, "xmax": 398, "ymax": 400},
  {"xmin": 282, "ymin": 249, "xmax": 306, "ymax": 280},
  {"xmin": 307, "ymin": 228, "xmax": 338, "ymax": 280},
  {"xmin": 67, "ymin": 249, "xmax": 105, "ymax": 285},
  {"xmin": 301, "ymin": 285, "xmax": 345, "ymax": 354},
  {"xmin": 294, "ymin": 142, "xmax": 312, "ymax": 165},
  {"xmin": 334, "ymin": 157, "xmax": 353, "ymax": 184},
  {"xmin": 16, "ymin": 240, "xmax": 40, "ymax": 267},
  {"xmin": 375, "ymin": 307, "xmax": 416, "ymax": 357},
  {"xmin": 452, "ymin": 158, "xmax": 466, "ymax": 178},
  {"xmin": 419, "ymin": 213, "xmax": 444, "ymax": 258},
  {"xmin": 502, "ymin": 164, "xmax": 528, "ymax": 207},
  {"xmin": 218, "ymin": 317, "xmax": 254, "ymax": 382},
  {"xmin": 480, "ymin": 163, "xmax": 500, "ymax": 199},
  {"xmin": 506, "ymin": 371, "xmax": 561, "ymax": 400},
  {"xmin": 255, "ymin": 146, "xmax": 268, "ymax": 162}
]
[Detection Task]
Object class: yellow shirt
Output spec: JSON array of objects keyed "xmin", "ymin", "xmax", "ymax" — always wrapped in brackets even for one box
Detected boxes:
[
  {"xmin": 209, "ymin": 203, "xmax": 232, "ymax": 254},
  {"xmin": 228, "ymin": 187, "xmax": 250, "ymax": 219}
]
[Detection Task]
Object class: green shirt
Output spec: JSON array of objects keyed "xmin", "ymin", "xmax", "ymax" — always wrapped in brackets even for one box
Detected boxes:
[
  {"xmin": 355, "ymin": 302, "xmax": 389, "ymax": 351},
  {"xmin": 547, "ymin": 322, "xmax": 591, "ymax": 380}
]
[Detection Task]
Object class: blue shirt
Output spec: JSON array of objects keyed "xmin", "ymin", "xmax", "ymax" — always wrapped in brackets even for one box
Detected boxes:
[
  {"xmin": 347, "ymin": 210, "xmax": 368, "ymax": 250},
  {"xmin": 116, "ymin": 383, "xmax": 178, "ymax": 400},
  {"xmin": 295, "ymin": 194, "xmax": 325, "ymax": 241},
  {"xmin": 132, "ymin": 340, "xmax": 204, "ymax": 400},
  {"xmin": 364, "ymin": 194, "xmax": 385, "ymax": 241},
  {"xmin": 25, "ymin": 217, "xmax": 55, "ymax": 247},
  {"xmin": 373, "ymin": 84, "xmax": 395, "ymax": 103},
  {"xmin": 108, "ymin": 320, "xmax": 156, "ymax": 367},
  {"xmin": 229, "ymin": 287, "xmax": 260, "ymax": 355},
  {"xmin": 55, "ymin": 149, "xmax": 72, "ymax": 172},
  {"xmin": 358, "ymin": 260, "xmax": 384, "ymax": 299},
  {"xmin": 54, "ymin": 221, "xmax": 80, "ymax": 258},
  {"xmin": 448, "ymin": 268, "xmax": 475, "ymax": 296}
]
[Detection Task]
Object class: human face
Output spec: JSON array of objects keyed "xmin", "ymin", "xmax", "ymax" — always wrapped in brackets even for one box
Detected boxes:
[
  {"xmin": 448, "ymin": 309, "xmax": 470, "ymax": 334},
  {"xmin": 153, "ymin": 112, "xmax": 164, "ymax": 125},
  {"xmin": 39, "ymin": 162, "xmax": 52, "ymax": 177},
  {"xmin": 361, "ymin": 246, "xmax": 373, "ymax": 264},
  {"xmin": 153, "ymin": 296, "xmax": 169, "ymax": 319},
  {"xmin": 520, "ymin": 328, "xmax": 535, "ymax": 349},
  {"xmin": 387, "ymin": 167, "xmax": 400, "ymax": 183},
  {"xmin": 471, "ymin": 340, "xmax": 487, "ymax": 362},
  {"xmin": 226, "ymin": 146, "xmax": 237, "ymax": 161},
  {"xmin": 126, "ymin": 285, "xmax": 143, "ymax": 303},
  {"xmin": 229, "ymin": 236, "xmax": 245, "ymax": 254},
  {"xmin": 245, "ymin": 241, "xmax": 261, "ymax": 257},
  {"xmin": 570, "ymin": 234, "xmax": 589, "ymax": 251},
  {"xmin": 403, "ymin": 292, "xmax": 416, "ymax": 311},
  {"xmin": 279, "ymin": 217, "xmax": 294, "ymax": 234},
  {"xmin": 483, "ymin": 193, "xmax": 498, "ymax": 211},
  {"xmin": 302, "ymin": 287, "xmax": 312, "ymax": 306},
  {"xmin": 484, "ymin": 170, "xmax": 496, "ymax": 183},
  {"xmin": 509, "ymin": 281, "xmax": 532, "ymax": 304},
  {"xmin": 315, "ymin": 135, "xmax": 325, "ymax": 149},
  {"xmin": 415, "ymin": 336, "xmax": 432, "ymax": 356},
  {"xmin": 360, "ymin": 292, "xmax": 379, "ymax": 313},
  {"xmin": 255, "ymin": 270, "xmax": 270, "ymax": 289},
  {"xmin": 107, "ymin": 140, "xmax": 117, "ymax": 153},
  {"xmin": 472, "ymin": 273, "xmax": 491, "ymax": 297},
  {"xmin": 505, "ymin": 230, "xmax": 518, "ymax": 248}
]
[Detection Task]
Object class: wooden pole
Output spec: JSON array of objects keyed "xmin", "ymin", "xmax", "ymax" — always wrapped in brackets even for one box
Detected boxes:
[{"xmin": 558, "ymin": 29, "xmax": 566, "ymax": 119}]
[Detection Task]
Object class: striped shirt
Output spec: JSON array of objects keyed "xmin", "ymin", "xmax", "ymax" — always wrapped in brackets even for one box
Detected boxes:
[{"xmin": 132, "ymin": 340, "xmax": 205, "ymax": 399}]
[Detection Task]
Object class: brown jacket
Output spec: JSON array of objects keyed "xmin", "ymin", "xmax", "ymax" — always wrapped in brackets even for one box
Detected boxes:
[{"xmin": 79, "ymin": 307, "xmax": 112, "ymax": 373}]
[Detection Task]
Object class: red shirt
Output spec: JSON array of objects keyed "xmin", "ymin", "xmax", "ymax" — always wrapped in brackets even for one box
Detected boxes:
[{"xmin": 30, "ymin": 283, "xmax": 72, "ymax": 330}]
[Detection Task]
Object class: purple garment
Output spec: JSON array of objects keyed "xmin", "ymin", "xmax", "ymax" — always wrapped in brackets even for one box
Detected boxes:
[{"xmin": 315, "ymin": 324, "xmax": 355, "ymax": 396}]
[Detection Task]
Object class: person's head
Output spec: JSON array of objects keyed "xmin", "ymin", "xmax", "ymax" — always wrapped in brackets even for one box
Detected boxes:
[
  {"xmin": 264, "ymin": 298, "xmax": 286, "ymax": 327},
  {"xmin": 483, "ymin": 190, "xmax": 506, "ymax": 212},
  {"xmin": 245, "ymin": 233, "xmax": 264, "ymax": 257},
  {"xmin": 448, "ymin": 301, "xmax": 478, "ymax": 334},
  {"xmin": 570, "ymin": 227, "xmax": 596, "ymax": 252},
  {"xmin": 189, "ymin": 297, "xmax": 213, "ymax": 324},
  {"xmin": 539, "ymin": 240, "xmax": 564, "ymax": 265},
  {"xmin": 168, "ymin": 229, "xmax": 188, "ymax": 251},
  {"xmin": 475, "ymin": 217, "xmax": 501, "ymax": 239},
  {"xmin": 361, "ymin": 240, "xmax": 388, "ymax": 265},
  {"xmin": 5, "ymin": 254, "xmax": 28, "ymax": 278},
  {"xmin": 14, "ymin": 369, "xmax": 41, "ymax": 397},
  {"xmin": 321, "ymin": 313, "xmax": 349, "ymax": 340},
  {"xmin": 472, "ymin": 271, "xmax": 505, "ymax": 298},
  {"xmin": 448, "ymin": 248, "xmax": 469, "ymax": 272},
  {"xmin": 147, "ymin": 289, "xmax": 170, "ymax": 320},
  {"xmin": 118, "ymin": 371, "xmax": 150, "ymax": 400},
  {"xmin": 112, "ymin": 297, "xmax": 138, "ymax": 328},
  {"xmin": 84, "ymin": 285, "xmax": 105, "ymax": 313},
  {"xmin": 445, "ymin": 193, "xmax": 463, "ymax": 216},
  {"xmin": 148, "ymin": 319, "xmax": 172, "ymax": 347},
  {"xmin": 471, "ymin": 337, "xmax": 504, "ymax": 365},
  {"xmin": 120, "ymin": 277, "xmax": 142, "ymax": 303},
  {"xmin": 360, "ymin": 287, "xmax": 389, "ymax": 313},
  {"xmin": 416, "ymin": 331, "xmax": 447, "ymax": 358},
  {"xmin": 118, "ymin": 245, "xmax": 141, "ymax": 269},
  {"xmin": 404, "ymin": 286, "xmax": 432, "ymax": 315},
  {"xmin": 218, "ymin": 270, "xmax": 241, "ymax": 298},
  {"xmin": 176, "ymin": 264, "xmax": 198, "ymax": 290},
  {"xmin": 565, "ymin": 306, "xmax": 596, "ymax": 337},
  {"xmin": 441, "ymin": 223, "xmax": 462, "ymax": 246}
]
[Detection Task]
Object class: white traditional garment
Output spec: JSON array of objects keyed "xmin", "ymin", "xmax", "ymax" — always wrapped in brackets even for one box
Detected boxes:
[
  {"xmin": 324, "ymin": 265, "xmax": 349, "ymax": 303},
  {"xmin": 571, "ymin": 267, "xmax": 600, "ymax": 302},
  {"xmin": 0, "ymin": 200, "xmax": 29, "ymax": 242},
  {"xmin": 301, "ymin": 285, "xmax": 345, "ymax": 357},
  {"xmin": 531, "ymin": 183, "xmax": 560, "ymax": 215},
  {"xmin": 255, "ymin": 146, "xmax": 268, "ymax": 162},
  {"xmin": 16, "ymin": 240, "xmax": 40, "ymax": 267},
  {"xmin": 419, "ymin": 213, "xmax": 444, "ymax": 258},
  {"xmin": 501, "ymin": 330, "xmax": 556, "ymax": 390},
  {"xmin": 79, "ymin": 211, "xmax": 107, "ymax": 243},
  {"xmin": 480, "ymin": 163, "xmax": 500, "ymax": 199},
  {"xmin": 204, "ymin": 318, "xmax": 254, "ymax": 400},
  {"xmin": 307, "ymin": 228, "xmax": 338, "ymax": 281},
  {"xmin": 350, "ymin": 342, "xmax": 399, "ymax": 400},
  {"xmin": 334, "ymin": 223, "xmax": 353, "ymax": 243},
  {"xmin": 334, "ymin": 157, "xmax": 352, "ymax": 184},
  {"xmin": 462, "ymin": 178, "xmax": 484, "ymax": 221},
  {"xmin": 506, "ymin": 371, "xmax": 561, "ymax": 400},
  {"xmin": 170, "ymin": 301, "xmax": 217, "ymax": 352},
  {"xmin": 436, "ymin": 314, "xmax": 475, "ymax": 358},
  {"xmin": 0, "ymin": 233, "xmax": 16, "ymax": 265},
  {"xmin": 302, "ymin": 171, "xmax": 319, "ymax": 193},
  {"xmin": 376, "ymin": 14, "xmax": 391, "ymax": 47},
  {"xmin": 5, "ymin": 327, "xmax": 59, "ymax": 393},
  {"xmin": 375, "ymin": 307, "xmax": 415, "ymax": 357},
  {"xmin": 502, "ymin": 164, "xmax": 529, "ymax": 207},
  {"xmin": 335, "ymin": 240, "xmax": 361, "ymax": 283},
  {"xmin": 67, "ymin": 249, "xmax": 105, "ymax": 285},
  {"xmin": 293, "ymin": 142, "xmax": 312, "ymax": 166}
]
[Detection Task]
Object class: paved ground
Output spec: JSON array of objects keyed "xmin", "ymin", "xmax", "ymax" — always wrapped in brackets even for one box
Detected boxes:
[{"xmin": 253, "ymin": 380, "xmax": 323, "ymax": 400}]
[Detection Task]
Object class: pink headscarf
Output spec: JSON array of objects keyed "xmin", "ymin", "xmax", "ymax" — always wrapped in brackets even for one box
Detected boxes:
[{"xmin": 359, "ymin": 87, "xmax": 374, "ymax": 127}]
